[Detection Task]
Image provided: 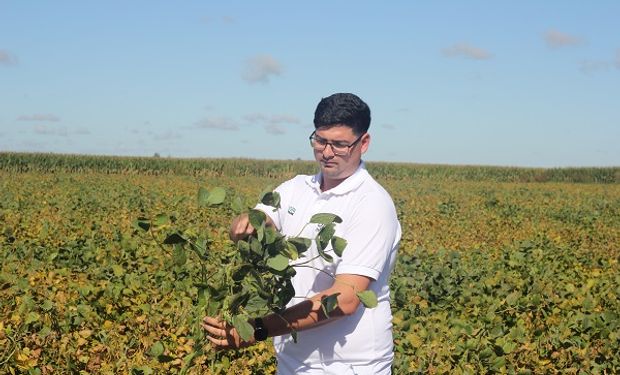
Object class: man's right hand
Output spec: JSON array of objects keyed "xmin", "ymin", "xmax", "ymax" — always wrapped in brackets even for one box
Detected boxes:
[{"xmin": 229, "ymin": 213, "xmax": 255, "ymax": 242}]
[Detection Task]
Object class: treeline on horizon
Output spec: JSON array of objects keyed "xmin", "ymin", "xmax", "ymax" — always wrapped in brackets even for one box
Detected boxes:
[{"xmin": 0, "ymin": 152, "xmax": 618, "ymax": 184}]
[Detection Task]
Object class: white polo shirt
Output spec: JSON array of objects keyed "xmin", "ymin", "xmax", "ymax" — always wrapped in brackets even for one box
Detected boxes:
[{"xmin": 256, "ymin": 162, "xmax": 401, "ymax": 375}]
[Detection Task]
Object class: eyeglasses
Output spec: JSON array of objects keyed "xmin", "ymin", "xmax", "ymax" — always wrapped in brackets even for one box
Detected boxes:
[{"xmin": 309, "ymin": 131, "xmax": 365, "ymax": 156}]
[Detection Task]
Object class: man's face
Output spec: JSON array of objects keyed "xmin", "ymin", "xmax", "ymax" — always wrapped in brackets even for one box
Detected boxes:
[{"xmin": 312, "ymin": 125, "xmax": 369, "ymax": 183}]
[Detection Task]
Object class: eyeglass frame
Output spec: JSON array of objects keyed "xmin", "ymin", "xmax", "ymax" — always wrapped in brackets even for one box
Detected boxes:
[{"xmin": 308, "ymin": 130, "xmax": 365, "ymax": 156}]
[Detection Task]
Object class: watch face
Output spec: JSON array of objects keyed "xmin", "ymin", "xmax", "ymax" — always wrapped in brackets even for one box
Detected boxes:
[
  {"xmin": 254, "ymin": 327, "xmax": 268, "ymax": 341},
  {"xmin": 254, "ymin": 318, "xmax": 268, "ymax": 341}
]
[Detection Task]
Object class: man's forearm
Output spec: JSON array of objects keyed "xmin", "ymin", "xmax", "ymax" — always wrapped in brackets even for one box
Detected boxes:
[{"xmin": 261, "ymin": 294, "xmax": 344, "ymax": 337}]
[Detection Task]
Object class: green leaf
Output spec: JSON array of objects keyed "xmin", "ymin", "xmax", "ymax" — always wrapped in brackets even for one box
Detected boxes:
[
  {"xmin": 153, "ymin": 214, "xmax": 169, "ymax": 226},
  {"xmin": 206, "ymin": 187, "xmax": 226, "ymax": 205},
  {"xmin": 266, "ymin": 254, "xmax": 289, "ymax": 271},
  {"xmin": 232, "ymin": 265, "xmax": 252, "ymax": 282},
  {"xmin": 331, "ymin": 236, "xmax": 347, "ymax": 257},
  {"xmin": 244, "ymin": 294, "xmax": 269, "ymax": 314},
  {"xmin": 40, "ymin": 299, "xmax": 54, "ymax": 312},
  {"xmin": 288, "ymin": 237, "xmax": 311, "ymax": 255},
  {"xmin": 248, "ymin": 209, "xmax": 267, "ymax": 230},
  {"xmin": 173, "ymin": 244, "xmax": 187, "ymax": 266},
  {"xmin": 284, "ymin": 241, "xmax": 299, "ymax": 260},
  {"xmin": 24, "ymin": 312, "xmax": 40, "ymax": 325},
  {"xmin": 318, "ymin": 248, "xmax": 333, "ymax": 262},
  {"xmin": 231, "ymin": 196, "xmax": 246, "ymax": 214},
  {"xmin": 256, "ymin": 221, "xmax": 265, "ymax": 242},
  {"xmin": 148, "ymin": 341, "xmax": 165, "ymax": 358},
  {"xmin": 357, "ymin": 290, "xmax": 378, "ymax": 308},
  {"xmin": 264, "ymin": 226, "xmax": 278, "ymax": 245},
  {"xmin": 232, "ymin": 315, "xmax": 254, "ymax": 342},
  {"xmin": 134, "ymin": 218, "xmax": 150, "ymax": 232},
  {"xmin": 317, "ymin": 223, "xmax": 335, "ymax": 261},
  {"xmin": 249, "ymin": 237, "xmax": 263, "ymax": 256},
  {"xmin": 260, "ymin": 191, "xmax": 281, "ymax": 209},
  {"xmin": 318, "ymin": 223, "xmax": 336, "ymax": 248},
  {"xmin": 197, "ymin": 187, "xmax": 210, "ymax": 207},
  {"xmin": 163, "ymin": 233, "xmax": 187, "ymax": 245},
  {"xmin": 321, "ymin": 293, "xmax": 341, "ymax": 316},
  {"xmin": 133, "ymin": 366, "xmax": 154, "ymax": 375},
  {"xmin": 310, "ymin": 213, "xmax": 343, "ymax": 225}
]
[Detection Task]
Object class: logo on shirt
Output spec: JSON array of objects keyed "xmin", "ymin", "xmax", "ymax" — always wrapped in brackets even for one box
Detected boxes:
[{"xmin": 287, "ymin": 206, "xmax": 296, "ymax": 215}]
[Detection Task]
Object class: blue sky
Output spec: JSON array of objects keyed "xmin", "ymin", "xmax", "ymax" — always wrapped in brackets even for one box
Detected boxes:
[{"xmin": 1, "ymin": 1, "xmax": 619, "ymax": 167}]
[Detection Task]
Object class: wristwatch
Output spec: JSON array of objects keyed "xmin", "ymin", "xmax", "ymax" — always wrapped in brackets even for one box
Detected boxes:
[{"xmin": 253, "ymin": 317, "xmax": 269, "ymax": 341}]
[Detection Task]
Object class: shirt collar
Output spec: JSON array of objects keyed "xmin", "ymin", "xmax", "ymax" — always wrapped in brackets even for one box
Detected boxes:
[{"xmin": 305, "ymin": 161, "xmax": 367, "ymax": 196}]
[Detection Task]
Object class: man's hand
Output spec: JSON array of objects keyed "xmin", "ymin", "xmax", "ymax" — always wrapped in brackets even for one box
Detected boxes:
[
  {"xmin": 202, "ymin": 316, "xmax": 255, "ymax": 350},
  {"xmin": 229, "ymin": 213, "xmax": 255, "ymax": 242},
  {"xmin": 229, "ymin": 212, "xmax": 275, "ymax": 242}
]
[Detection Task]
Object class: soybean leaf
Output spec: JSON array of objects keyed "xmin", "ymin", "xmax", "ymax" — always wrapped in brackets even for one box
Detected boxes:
[
  {"xmin": 260, "ymin": 191, "xmax": 281, "ymax": 209},
  {"xmin": 40, "ymin": 299, "xmax": 54, "ymax": 312},
  {"xmin": 321, "ymin": 293, "xmax": 341, "ymax": 316},
  {"xmin": 317, "ymin": 223, "xmax": 335, "ymax": 261},
  {"xmin": 288, "ymin": 237, "xmax": 311, "ymax": 255},
  {"xmin": 229, "ymin": 292, "xmax": 250, "ymax": 314},
  {"xmin": 206, "ymin": 187, "xmax": 226, "ymax": 205},
  {"xmin": 310, "ymin": 213, "xmax": 342, "ymax": 225},
  {"xmin": 318, "ymin": 247, "xmax": 333, "ymax": 262},
  {"xmin": 134, "ymin": 218, "xmax": 150, "ymax": 232},
  {"xmin": 256, "ymin": 221, "xmax": 265, "ymax": 242},
  {"xmin": 232, "ymin": 315, "xmax": 254, "ymax": 342},
  {"xmin": 264, "ymin": 226, "xmax": 278, "ymax": 245},
  {"xmin": 249, "ymin": 237, "xmax": 263, "ymax": 256},
  {"xmin": 148, "ymin": 341, "xmax": 165, "ymax": 358},
  {"xmin": 232, "ymin": 264, "xmax": 252, "ymax": 282},
  {"xmin": 172, "ymin": 244, "xmax": 187, "ymax": 266},
  {"xmin": 231, "ymin": 196, "xmax": 246, "ymax": 214},
  {"xmin": 284, "ymin": 241, "xmax": 299, "ymax": 260},
  {"xmin": 134, "ymin": 366, "xmax": 154, "ymax": 375},
  {"xmin": 163, "ymin": 233, "xmax": 187, "ymax": 245},
  {"xmin": 245, "ymin": 293, "xmax": 269, "ymax": 314},
  {"xmin": 330, "ymin": 236, "xmax": 347, "ymax": 257},
  {"xmin": 356, "ymin": 290, "xmax": 378, "ymax": 308},
  {"xmin": 197, "ymin": 187, "xmax": 210, "ymax": 207},
  {"xmin": 248, "ymin": 209, "xmax": 267, "ymax": 230},
  {"xmin": 266, "ymin": 254, "xmax": 289, "ymax": 271},
  {"xmin": 153, "ymin": 214, "xmax": 169, "ymax": 226}
]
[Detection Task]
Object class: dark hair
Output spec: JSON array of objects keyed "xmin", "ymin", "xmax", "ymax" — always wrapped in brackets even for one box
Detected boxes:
[{"xmin": 313, "ymin": 93, "xmax": 371, "ymax": 135}]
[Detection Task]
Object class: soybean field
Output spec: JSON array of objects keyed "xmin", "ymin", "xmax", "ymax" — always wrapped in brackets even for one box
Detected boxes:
[{"xmin": 1, "ymin": 153, "xmax": 619, "ymax": 374}]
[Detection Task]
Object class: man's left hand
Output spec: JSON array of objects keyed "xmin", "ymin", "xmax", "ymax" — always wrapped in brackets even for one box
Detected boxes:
[{"xmin": 202, "ymin": 316, "xmax": 255, "ymax": 350}]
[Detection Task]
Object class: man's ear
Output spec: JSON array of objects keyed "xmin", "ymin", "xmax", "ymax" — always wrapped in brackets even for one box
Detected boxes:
[{"xmin": 360, "ymin": 133, "xmax": 371, "ymax": 154}]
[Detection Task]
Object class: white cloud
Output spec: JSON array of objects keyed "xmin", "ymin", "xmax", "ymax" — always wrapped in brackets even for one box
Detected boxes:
[
  {"xmin": 18, "ymin": 114, "xmax": 61, "ymax": 122},
  {"xmin": 265, "ymin": 124, "xmax": 286, "ymax": 135},
  {"xmin": 579, "ymin": 60, "xmax": 610, "ymax": 74},
  {"xmin": 244, "ymin": 113, "xmax": 268, "ymax": 123},
  {"xmin": 242, "ymin": 54, "xmax": 283, "ymax": 83},
  {"xmin": 442, "ymin": 43, "xmax": 492, "ymax": 60},
  {"xmin": 544, "ymin": 29, "xmax": 583, "ymax": 48},
  {"xmin": 0, "ymin": 50, "xmax": 17, "ymax": 66},
  {"xmin": 152, "ymin": 130, "xmax": 182, "ymax": 141},
  {"xmin": 244, "ymin": 113, "xmax": 300, "ymax": 125},
  {"xmin": 33, "ymin": 125, "xmax": 68, "ymax": 136},
  {"xmin": 195, "ymin": 117, "xmax": 239, "ymax": 131}
]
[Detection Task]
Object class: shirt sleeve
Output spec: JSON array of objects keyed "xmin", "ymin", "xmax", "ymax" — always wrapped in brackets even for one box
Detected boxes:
[
  {"xmin": 253, "ymin": 178, "xmax": 294, "ymax": 231},
  {"xmin": 336, "ymin": 192, "xmax": 400, "ymax": 281}
]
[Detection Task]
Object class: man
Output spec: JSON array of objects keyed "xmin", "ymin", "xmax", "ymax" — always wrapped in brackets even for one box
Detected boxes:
[{"xmin": 203, "ymin": 93, "xmax": 401, "ymax": 374}]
